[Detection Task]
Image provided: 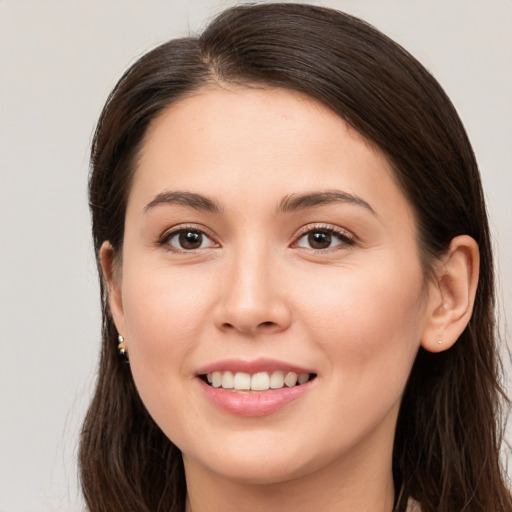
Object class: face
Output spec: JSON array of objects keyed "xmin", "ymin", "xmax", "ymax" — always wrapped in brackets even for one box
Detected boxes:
[{"xmin": 107, "ymin": 86, "xmax": 433, "ymax": 486}]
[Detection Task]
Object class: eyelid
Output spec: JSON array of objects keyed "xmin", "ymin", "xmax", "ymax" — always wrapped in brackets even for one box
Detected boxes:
[
  {"xmin": 157, "ymin": 223, "xmax": 220, "ymax": 251},
  {"xmin": 291, "ymin": 223, "xmax": 356, "ymax": 249}
]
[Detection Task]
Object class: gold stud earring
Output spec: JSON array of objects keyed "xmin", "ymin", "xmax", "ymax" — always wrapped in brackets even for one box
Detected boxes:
[{"xmin": 118, "ymin": 334, "xmax": 129, "ymax": 362}]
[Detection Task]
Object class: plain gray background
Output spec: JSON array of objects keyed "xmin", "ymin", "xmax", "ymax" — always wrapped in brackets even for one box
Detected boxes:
[{"xmin": 1, "ymin": 1, "xmax": 511, "ymax": 510}]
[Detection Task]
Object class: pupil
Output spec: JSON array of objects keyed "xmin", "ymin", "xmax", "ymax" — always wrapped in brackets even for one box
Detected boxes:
[
  {"xmin": 179, "ymin": 231, "xmax": 202, "ymax": 249},
  {"xmin": 308, "ymin": 231, "xmax": 331, "ymax": 249}
]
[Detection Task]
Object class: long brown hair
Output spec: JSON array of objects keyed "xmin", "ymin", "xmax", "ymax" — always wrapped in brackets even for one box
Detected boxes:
[{"xmin": 81, "ymin": 4, "xmax": 511, "ymax": 511}]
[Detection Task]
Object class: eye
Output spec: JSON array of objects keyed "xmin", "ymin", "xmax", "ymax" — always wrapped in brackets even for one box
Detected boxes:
[
  {"xmin": 161, "ymin": 228, "xmax": 217, "ymax": 251},
  {"xmin": 294, "ymin": 226, "xmax": 354, "ymax": 251}
]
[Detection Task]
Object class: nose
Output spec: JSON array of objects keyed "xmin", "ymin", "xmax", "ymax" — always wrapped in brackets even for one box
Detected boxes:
[{"xmin": 213, "ymin": 247, "xmax": 292, "ymax": 336}]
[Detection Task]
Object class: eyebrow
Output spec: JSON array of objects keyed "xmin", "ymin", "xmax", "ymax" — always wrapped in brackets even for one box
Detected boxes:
[
  {"xmin": 144, "ymin": 189, "xmax": 376, "ymax": 216},
  {"xmin": 144, "ymin": 191, "xmax": 223, "ymax": 214},
  {"xmin": 278, "ymin": 190, "xmax": 377, "ymax": 215}
]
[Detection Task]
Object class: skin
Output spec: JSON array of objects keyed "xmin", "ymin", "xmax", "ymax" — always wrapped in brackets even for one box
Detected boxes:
[{"xmin": 102, "ymin": 86, "xmax": 479, "ymax": 512}]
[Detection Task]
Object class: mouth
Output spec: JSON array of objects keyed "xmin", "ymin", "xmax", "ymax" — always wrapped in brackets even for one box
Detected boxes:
[
  {"xmin": 200, "ymin": 371, "xmax": 317, "ymax": 392},
  {"xmin": 196, "ymin": 361, "xmax": 317, "ymax": 416}
]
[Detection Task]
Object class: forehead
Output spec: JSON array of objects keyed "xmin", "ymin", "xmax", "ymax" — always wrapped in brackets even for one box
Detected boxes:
[
  {"xmin": 138, "ymin": 84, "xmax": 381, "ymax": 167},
  {"xmin": 129, "ymin": 85, "xmax": 413, "ymax": 229}
]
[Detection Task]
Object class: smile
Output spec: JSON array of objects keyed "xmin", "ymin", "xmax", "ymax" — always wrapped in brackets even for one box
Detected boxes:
[
  {"xmin": 196, "ymin": 360, "xmax": 317, "ymax": 416},
  {"xmin": 203, "ymin": 371, "xmax": 316, "ymax": 391}
]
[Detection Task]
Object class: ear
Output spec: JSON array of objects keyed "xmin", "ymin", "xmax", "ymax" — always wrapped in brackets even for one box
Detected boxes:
[
  {"xmin": 100, "ymin": 241, "xmax": 126, "ymax": 337},
  {"xmin": 421, "ymin": 235, "xmax": 479, "ymax": 353}
]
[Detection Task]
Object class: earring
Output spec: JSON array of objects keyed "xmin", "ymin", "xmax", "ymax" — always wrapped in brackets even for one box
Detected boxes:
[
  {"xmin": 118, "ymin": 334, "xmax": 129, "ymax": 362},
  {"xmin": 437, "ymin": 339, "xmax": 443, "ymax": 345}
]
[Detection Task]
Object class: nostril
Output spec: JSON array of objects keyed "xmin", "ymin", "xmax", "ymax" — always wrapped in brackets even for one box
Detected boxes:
[{"xmin": 259, "ymin": 321, "xmax": 277, "ymax": 328}]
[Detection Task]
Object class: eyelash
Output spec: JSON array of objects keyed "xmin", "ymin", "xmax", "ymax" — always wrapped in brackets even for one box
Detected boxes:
[
  {"xmin": 292, "ymin": 224, "xmax": 356, "ymax": 252},
  {"xmin": 157, "ymin": 223, "xmax": 355, "ymax": 253},
  {"xmin": 158, "ymin": 224, "xmax": 218, "ymax": 253}
]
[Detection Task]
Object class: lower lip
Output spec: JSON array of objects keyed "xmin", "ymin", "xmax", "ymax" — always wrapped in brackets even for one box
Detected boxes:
[{"xmin": 198, "ymin": 378, "xmax": 313, "ymax": 417}]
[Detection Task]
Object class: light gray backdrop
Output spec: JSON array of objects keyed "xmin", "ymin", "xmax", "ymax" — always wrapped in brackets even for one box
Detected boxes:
[{"xmin": 1, "ymin": 1, "xmax": 510, "ymax": 510}]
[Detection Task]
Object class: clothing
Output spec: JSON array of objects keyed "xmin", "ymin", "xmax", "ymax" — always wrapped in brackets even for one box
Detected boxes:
[{"xmin": 406, "ymin": 498, "xmax": 422, "ymax": 511}]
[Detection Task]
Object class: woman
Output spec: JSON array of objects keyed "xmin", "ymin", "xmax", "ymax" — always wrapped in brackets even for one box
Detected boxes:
[{"xmin": 80, "ymin": 3, "xmax": 511, "ymax": 511}]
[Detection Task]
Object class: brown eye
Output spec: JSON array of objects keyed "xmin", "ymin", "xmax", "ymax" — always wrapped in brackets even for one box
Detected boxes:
[
  {"xmin": 179, "ymin": 231, "xmax": 203, "ymax": 249},
  {"xmin": 295, "ymin": 227, "xmax": 354, "ymax": 251},
  {"xmin": 165, "ymin": 229, "xmax": 216, "ymax": 251},
  {"xmin": 308, "ymin": 231, "xmax": 332, "ymax": 249}
]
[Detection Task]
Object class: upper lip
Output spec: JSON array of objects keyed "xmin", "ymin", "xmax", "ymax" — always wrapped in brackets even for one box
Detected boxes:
[{"xmin": 196, "ymin": 358, "xmax": 316, "ymax": 376}]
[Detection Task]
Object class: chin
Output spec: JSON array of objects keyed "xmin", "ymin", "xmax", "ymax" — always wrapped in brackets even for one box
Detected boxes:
[
  {"xmin": 182, "ymin": 434, "xmax": 326, "ymax": 487},
  {"xmin": 208, "ymin": 457, "xmax": 309, "ymax": 486}
]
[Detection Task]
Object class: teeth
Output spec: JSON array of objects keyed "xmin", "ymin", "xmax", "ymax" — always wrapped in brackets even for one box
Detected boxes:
[
  {"xmin": 212, "ymin": 371, "xmax": 222, "ymax": 388},
  {"xmin": 284, "ymin": 372, "xmax": 298, "ymax": 387},
  {"xmin": 251, "ymin": 372, "xmax": 270, "ymax": 391},
  {"xmin": 233, "ymin": 372, "xmax": 251, "ymax": 390},
  {"xmin": 221, "ymin": 371, "xmax": 234, "ymax": 389},
  {"xmin": 298, "ymin": 373, "xmax": 309, "ymax": 385},
  {"xmin": 205, "ymin": 370, "xmax": 312, "ymax": 391},
  {"xmin": 269, "ymin": 370, "xmax": 284, "ymax": 389}
]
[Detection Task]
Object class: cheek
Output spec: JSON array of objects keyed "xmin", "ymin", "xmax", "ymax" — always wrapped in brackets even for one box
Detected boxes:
[
  {"xmin": 287, "ymin": 259, "xmax": 426, "ymax": 450},
  {"xmin": 122, "ymin": 263, "xmax": 212, "ymax": 342},
  {"xmin": 119, "ymin": 265, "xmax": 219, "ymax": 437},
  {"xmin": 120, "ymin": 263, "xmax": 218, "ymax": 398},
  {"xmin": 296, "ymin": 257, "xmax": 425, "ymax": 380}
]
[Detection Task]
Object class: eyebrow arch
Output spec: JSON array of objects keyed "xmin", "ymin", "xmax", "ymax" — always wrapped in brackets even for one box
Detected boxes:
[
  {"xmin": 278, "ymin": 190, "xmax": 377, "ymax": 216},
  {"xmin": 144, "ymin": 191, "xmax": 222, "ymax": 214}
]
